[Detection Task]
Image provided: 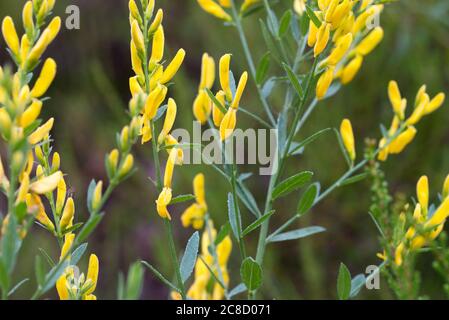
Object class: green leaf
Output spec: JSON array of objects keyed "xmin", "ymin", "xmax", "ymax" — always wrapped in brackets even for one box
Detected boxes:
[
  {"xmin": 7, "ymin": 278, "xmax": 29, "ymax": 297},
  {"xmin": 154, "ymin": 104, "xmax": 168, "ymax": 121},
  {"xmin": 125, "ymin": 262, "xmax": 144, "ymax": 300},
  {"xmin": 117, "ymin": 273, "xmax": 125, "ymax": 300},
  {"xmin": 278, "ymin": 10, "xmax": 292, "ymax": 38},
  {"xmin": 141, "ymin": 260, "xmax": 180, "ymax": 293},
  {"xmin": 0, "ymin": 259, "xmax": 9, "ymax": 294},
  {"xmin": 1, "ymin": 213, "xmax": 21, "ymax": 273},
  {"xmin": 86, "ymin": 179, "xmax": 96, "ymax": 214},
  {"xmin": 267, "ymin": 226, "xmax": 325, "ymax": 243},
  {"xmin": 228, "ymin": 283, "xmax": 247, "ymax": 298},
  {"xmin": 35, "ymin": 255, "xmax": 46, "ymax": 286},
  {"xmin": 38, "ymin": 248, "xmax": 55, "ymax": 267},
  {"xmin": 340, "ymin": 172, "xmax": 369, "ymax": 187},
  {"xmin": 240, "ymin": 257, "xmax": 263, "ymax": 291},
  {"xmin": 214, "ymin": 222, "xmax": 231, "ymax": 246},
  {"xmin": 71, "ymin": 243, "xmax": 88, "ymax": 266},
  {"xmin": 297, "ymin": 183, "xmax": 318, "ymax": 216},
  {"xmin": 242, "ymin": 210, "xmax": 275, "ymax": 237},
  {"xmin": 300, "ymin": 10, "xmax": 310, "ymax": 35},
  {"xmin": 41, "ymin": 260, "xmax": 70, "ymax": 294},
  {"xmin": 180, "ymin": 232, "xmax": 200, "ymax": 283},
  {"xmin": 272, "ymin": 171, "xmax": 313, "ymax": 200},
  {"xmin": 256, "ymin": 52, "xmax": 271, "ymax": 85},
  {"xmin": 306, "ymin": 5, "xmax": 322, "ymax": 28},
  {"xmin": 169, "ymin": 194, "xmax": 196, "ymax": 205},
  {"xmin": 227, "ymin": 193, "xmax": 241, "ymax": 239},
  {"xmin": 282, "ymin": 63, "xmax": 304, "ymax": 99},
  {"xmin": 350, "ymin": 274, "xmax": 366, "ymax": 298},
  {"xmin": 205, "ymin": 88, "xmax": 227, "ymax": 114},
  {"xmin": 288, "ymin": 128, "xmax": 332, "ymax": 156},
  {"xmin": 337, "ymin": 263, "xmax": 352, "ymax": 300}
]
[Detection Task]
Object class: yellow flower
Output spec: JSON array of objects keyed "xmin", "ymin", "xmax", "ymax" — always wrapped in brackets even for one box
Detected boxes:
[
  {"xmin": 201, "ymin": 53, "xmax": 216, "ymax": 91},
  {"xmin": 326, "ymin": 33, "xmax": 353, "ymax": 66},
  {"xmin": 416, "ymin": 175, "xmax": 429, "ymax": 215},
  {"xmin": 388, "ymin": 80, "xmax": 406, "ymax": 120},
  {"xmin": 29, "ymin": 170, "xmax": 62, "ymax": 194},
  {"xmin": 339, "ymin": 55, "xmax": 363, "ymax": 84},
  {"xmin": 241, "ymin": 0, "xmax": 261, "ymax": 13},
  {"xmin": 160, "ymin": 49, "xmax": 186, "ymax": 84},
  {"xmin": 149, "ymin": 9, "xmax": 163, "ymax": 34},
  {"xmin": 388, "ymin": 126, "xmax": 417, "ymax": 154},
  {"xmin": 26, "ymin": 193, "xmax": 55, "ymax": 231},
  {"xmin": 424, "ymin": 92, "xmax": 445, "ymax": 115},
  {"xmin": 316, "ymin": 67, "xmax": 334, "ymax": 100},
  {"xmin": 314, "ymin": 23, "xmax": 331, "ymax": 57},
  {"xmin": 31, "ymin": 58, "xmax": 57, "ymax": 98},
  {"xmin": 212, "ymin": 90, "xmax": 226, "ymax": 126},
  {"xmin": 193, "ymin": 90, "xmax": 212, "ymax": 124},
  {"xmin": 219, "ymin": 108, "xmax": 237, "ymax": 141},
  {"xmin": 355, "ymin": 27, "xmax": 384, "ymax": 56},
  {"xmin": 163, "ymin": 148, "xmax": 178, "ymax": 188},
  {"xmin": 60, "ymin": 197, "xmax": 75, "ymax": 230},
  {"xmin": 28, "ymin": 17, "xmax": 61, "ymax": 63},
  {"xmin": 2, "ymin": 17, "xmax": 20, "ymax": 56},
  {"xmin": 230, "ymin": 71, "xmax": 248, "ymax": 110},
  {"xmin": 92, "ymin": 181, "xmax": 103, "ymax": 212},
  {"xmin": 131, "ymin": 20, "xmax": 145, "ymax": 55},
  {"xmin": 150, "ymin": 25, "xmax": 165, "ymax": 68},
  {"xmin": 118, "ymin": 154, "xmax": 134, "ymax": 178},
  {"xmin": 130, "ymin": 41, "xmax": 143, "ymax": 77},
  {"xmin": 27, "ymin": 117, "xmax": 54, "ymax": 145},
  {"xmin": 85, "ymin": 254, "xmax": 99, "ymax": 296},
  {"xmin": 181, "ymin": 173, "xmax": 208, "ymax": 229},
  {"xmin": 145, "ymin": 84, "xmax": 167, "ymax": 120},
  {"xmin": 56, "ymin": 177, "xmax": 67, "ymax": 215},
  {"xmin": 394, "ymin": 242, "xmax": 405, "ymax": 266},
  {"xmin": 156, "ymin": 187, "xmax": 172, "ymax": 220},
  {"xmin": 22, "ymin": 1, "xmax": 34, "ymax": 32},
  {"xmin": 197, "ymin": 0, "xmax": 232, "ymax": 22},
  {"xmin": 406, "ymin": 93, "xmax": 429, "ymax": 126},
  {"xmin": 340, "ymin": 118, "xmax": 356, "ymax": 161},
  {"xmin": 425, "ymin": 196, "xmax": 449, "ymax": 229},
  {"xmin": 157, "ymin": 98, "xmax": 177, "ymax": 145}
]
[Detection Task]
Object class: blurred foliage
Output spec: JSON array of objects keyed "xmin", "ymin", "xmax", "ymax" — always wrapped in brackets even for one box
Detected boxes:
[{"xmin": 1, "ymin": 0, "xmax": 448, "ymax": 299}]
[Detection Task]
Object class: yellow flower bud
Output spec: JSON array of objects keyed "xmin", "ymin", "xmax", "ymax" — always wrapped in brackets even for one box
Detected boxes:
[
  {"xmin": 52, "ymin": 152, "xmax": 60, "ymax": 171},
  {"xmin": 141, "ymin": 121, "xmax": 152, "ymax": 144},
  {"xmin": 329, "ymin": 0, "xmax": 351, "ymax": 28},
  {"xmin": 28, "ymin": 17, "xmax": 61, "ymax": 63},
  {"xmin": 324, "ymin": 0, "xmax": 339, "ymax": 23},
  {"xmin": 416, "ymin": 175, "xmax": 429, "ymax": 214},
  {"xmin": 213, "ymin": 90, "xmax": 226, "ymax": 126},
  {"xmin": 316, "ymin": 67, "xmax": 334, "ymax": 100},
  {"xmin": 193, "ymin": 90, "xmax": 212, "ymax": 124},
  {"xmin": 60, "ymin": 233, "xmax": 75, "ymax": 260},
  {"xmin": 31, "ymin": 58, "xmax": 57, "ymax": 98},
  {"xmin": 426, "ymin": 197, "xmax": 449, "ymax": 229},
  {"xmin": 156, "ymin": 187, "xmax": 172, "ymax": 220},
  {"xmin": 220, "ymin": 108, "xmax": 237, "ymax": 141},
  {"xmin": 219, "ymin": 54, "xmax": 231, "ymax": 101},
  {"xmin": 231, "ymin": 71, "xmax": 248, "ymax": 110},
  {"xmin": 23, "ymin": 1, "xmax": 34, "ymax": 32},
  {"xmin": 340, "ymin": 118, "xmax": 356, "ymax": 161},
  {"xmin": 129, "ymin": 0, "xmax": 140, "ymax": 22},
  {"xmin": 194, "ymin": 173, "xmax": 206, "ymax": 208},
  {"xmin": 197, "ymin": 0, "xmax": 232, "ymax": 22},
  {"xmin": 30, "ymin": 170, "xmax": 62, "ymax": 194},
  {"xmin": 307, "ymin": 19, "xmax": 319, "ymax": 47},
  {"xmin": 388, "ymin": 126, "xmax": 417, "ymax": 154},
  {"xmin": 443, "ymin": 174, "xmax": 449, "ymax": 199},
  {"xmin": 144, "ymin": 84, "xmax": 167, "ymax": 119},
  {"xmin": 150, "ymin": 25, "xmax": 164, "ymax": 67},
  {"xmin": 406, "ymin": 93, "xmax": 429, "ymax": 126},
  {"xmin": 85, "ymin": 254, "xmax": 99, "ymax": 295},
  {"xmin": 340, "ymin": 55, "xmax": 363, "ymax": 84},
  {"xmin": 20, "ymin": 99, "xmax": 43, "ymax": 128},
  {"xmin": 130, "ymin": 41, "xmax": 144, "ymax": 77},
  {"xmin": 149, "ymin": 9, "xmax": 163, "ymax": 34},
  {"xmin": 131, "ymin": 20, "xmax": 145, "ymax": 55},
  {"xmin": 424, "ymin": 93, "xmax": 445, "ymax": 115},
  {"xmin": 314, "ymin": 23, "xmax": 331, "ymax": 57},
  {"xmin": 92, "ymin": 181, "xmax": 103, "ymax": 212},
  {"xmin": 394, "ymin": 242, "xmax": 404, "ymax": 266},
  {"xmin": 28, "ymin": 117, "xmax": 54, "ymax": 145},
  {"xmin": 326, "ymin": 33, "xmax": 352, "ymax": 66},
  {"xmin": 160, "ymin": 48, "xmax": 186, "ymax": 84},
  {"xmin": 0, "ymin": 108, "xmax": 12, "ymax": 137},
  {"xmin": 47, "ymin": 0, "xmax": 56, "ymax": 11},
  {"xmin": 355, "ymin": 27, "xmax": 384, "ymax": 56},
  {"xmin": 60, "ymin": 197, "xmax": 75, "ymax": 230},
  {"xmin": 16, "ymin": 174, "xmax": 30, "ymax": 204},
  {"xmin": 56, "ymin": 177, "xmax": 66, "ymax": 215},
  {"xmin": 2, "ymin": 17, "xmax": 20, "ymax": 56},
  {"xmin": 129, "ymin": 76, "xmax": 143, "ymax": 96},
  {"xmin": 157, "ymin": 98, "xmax": 177, "ymax": 145},
  {"xmin": 118, "ymin": 154, "xmax": 134, "ymax": 178},
  {"xmin": 164, "ymin": 148, "xmax": 178, "ymax": 188}
]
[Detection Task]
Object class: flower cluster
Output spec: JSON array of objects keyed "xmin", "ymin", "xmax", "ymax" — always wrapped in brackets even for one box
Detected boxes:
[
  {"xmin": 193, "ymin": 53, "xmax": 248, "ymax": 141},
  {"xmin": 186, "ymin": 221, "xmax": 232, "ymax": 300},
  {"xmin": 309, "ymin": 0, "xmax": 385, "ymax": 99},
  {"xmin": 181, "ymin": 173, "xmax": 208, "ymax": 230},
  {"xmin": 387, "ymin": 175, "xmax": 449, "ymax": 266},
  {"xmin": 197, "ymin": 0, "xmax": 264, "ymax": 21},
  {"xmin": 378, "ymin": 81, "xmax": 445, "ymax": 161}
]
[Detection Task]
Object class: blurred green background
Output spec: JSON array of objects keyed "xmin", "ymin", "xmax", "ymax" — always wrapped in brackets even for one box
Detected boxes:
[{"xmin": 1, "ymin": 0, "xmax": 449, "ymax": 299}]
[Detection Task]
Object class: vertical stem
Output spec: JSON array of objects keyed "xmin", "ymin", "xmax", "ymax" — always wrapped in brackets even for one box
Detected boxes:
[
  {"xmin": 230, "ymin": 1, "xmax": 276, "ymax": 126},
  {"xmin": 164, "ymin": 219, "xmax": 186, "ymax": 299}
]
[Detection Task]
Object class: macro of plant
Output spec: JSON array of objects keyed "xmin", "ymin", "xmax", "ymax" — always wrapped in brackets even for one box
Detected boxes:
[{"xmin": 0, "ymin": 0, "xmax": 448, "ymax": 301}]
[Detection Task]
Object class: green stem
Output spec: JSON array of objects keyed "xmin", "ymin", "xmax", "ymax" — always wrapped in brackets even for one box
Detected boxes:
[
  {"xmin": 230, "ymin": 1, "xmax": 276, "ymax": 126},
  {"xmin": 164, "ymin": 219, "xmax": 186, "ymax": 299}
]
